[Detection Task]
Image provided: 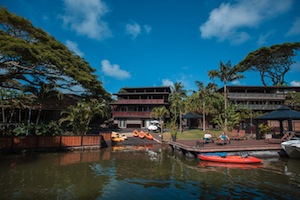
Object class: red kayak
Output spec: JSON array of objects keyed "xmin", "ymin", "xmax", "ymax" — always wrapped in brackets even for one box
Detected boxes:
[
  {"xmin": 198, "ymin": 154, "xmax": 262, "ymax": 164},
  {"xmin": 198, "ymin": 161, "xmax": 263, "ymax": 169}
]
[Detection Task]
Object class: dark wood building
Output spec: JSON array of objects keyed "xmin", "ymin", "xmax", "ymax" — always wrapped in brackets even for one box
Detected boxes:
[
  {"xmin": 111, "ymin": 86, "xmax": 171, "ymax": 129},
  {"xmin": 220, "ymin": 85, "xmax": 300, "ymax": 111}
]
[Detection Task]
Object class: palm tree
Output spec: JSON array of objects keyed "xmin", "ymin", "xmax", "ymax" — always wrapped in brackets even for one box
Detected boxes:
[
  {"xmin": 194, "ymin": 81, "xmax": 218, "ymax": 131},
  {"xmin": 59, "ymin": 99, "xmax": 106, "ymax": 135},
  {"xmin": 150, "ymin": 106, "xmax": 169, "ymax": 133},
  {"xmin": 24, "ymin": 82, "xmax": 62, "ymax": 125},
  {"xmin": 168, "ymin": 82, "xmax": 187, "ymax": 124},
  {"xmin": 208, "ymin": 60, "xmax": 245, "ymax": 131}
]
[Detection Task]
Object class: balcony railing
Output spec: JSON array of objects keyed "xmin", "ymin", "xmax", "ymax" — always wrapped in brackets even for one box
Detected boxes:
[
  {"xmin": 112, "ymin": 111, "xmax": 152, "ymax": 118},
  {"xmin": 114, "ymin": 99, "xmax": 167, "ymax": 104},
  {"xmin": 228, "ymin": 93, "xmax": 285, "ymax": 100},
  {"xmin": 236, "ymin": 104, "xmax": 281, "ymax": 110},
  {"xmin": 112, "ymin": 111, "xmax": 170, "ymax": 118}
]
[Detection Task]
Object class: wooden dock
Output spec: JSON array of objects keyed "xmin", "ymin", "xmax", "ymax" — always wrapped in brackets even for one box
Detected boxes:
[{"xmin": 166, "ymin": 139, "xmax": 283, "ymax": 158}]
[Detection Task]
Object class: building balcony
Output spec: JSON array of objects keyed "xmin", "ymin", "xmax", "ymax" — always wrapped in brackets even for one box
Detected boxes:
[
  {"xmin": 228, "ymin": 92, "xmax": 285, "ymax": 100},
  {"xmin": 112, "ymin": 111, "xmax": 170, "ymax": 118},
  {"xmin": 236, "ymin": 104, "xmax": 281, "ymax": 111},
  {"xmin": 112, "ymin": 99, "xmax": 168, "ymax": 105},
  {"xmin": 112, "ymin": 111, "xmax": 152, "ymax": 118}
]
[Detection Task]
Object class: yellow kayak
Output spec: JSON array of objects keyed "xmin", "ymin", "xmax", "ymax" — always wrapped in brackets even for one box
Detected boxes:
[{"xmin": 111, "ymin": 131, "xmax": 127, "ymax": 142}]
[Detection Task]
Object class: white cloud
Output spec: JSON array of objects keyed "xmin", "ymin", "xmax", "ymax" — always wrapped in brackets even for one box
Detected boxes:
[
  {"xmin": 257, "ymin": 31, "xmax": 274, "ymax": 46},
  {"xmin": 231, "ymin": 80, "xmax": 242, "ymax": 85},
  {"xmin": 200, "ymin": 0, "xmax": 292, "ymax": 44},
  {"xmin": 125, "ymin": 22, "xmax": 152, "ymax": 39},
  {"xmin": 291, "ymin": 81, "xmax": 300, "ymax": 86},
  {"xmin": 61, "ymin": 0, "xmax": 112, "ymax": 40},
  {"xmin": 162, "ymin": 79, "xmax": 174, "ymax": 88},
  {"xmin": 101, "ymin": 60, "xmax": 131, "ymax": 80},
  {"xmin": 125, "ymin": 21, "xmax": 141, "ymax": 39},
  {"xmin": 144, "ymin": 25, "xmax": 152, "ymax": 34},
  {"xmin": 65, "ymin": 40, "xmax": 84, "ymax": 57},
  {"xmin": 286, "ymin": 17, "xmax": 300, "ymax": 36}
]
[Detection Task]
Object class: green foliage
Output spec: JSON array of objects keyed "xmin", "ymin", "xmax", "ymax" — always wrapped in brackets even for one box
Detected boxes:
[
  {"xmin": 12, "ymin": 121, "xmax": 62, "ymax": 136},
  {"xmin": 258, "ymin": 123, "xmax": 271, "ymax": 138},
  {"xmin": 59, "ymin": 99, "xmax": 106, "ymax": 135},
  {"xmin": 0, "ymin": 7, "xmax": 110, "ymax": 99},
  {"xmin": 13, "ymin": 123, "xmax": 34, "ymax": 136},
  {"xmin": 285, "ymin": 92, "xmax": 300, "ymax": 111},
  {"xmin": 238, "ymin": 42, "xmax": 300, "ymax": 86},
  {"xmin": 150, "ymin": 106, "xmax": 169, "ymax": 133},
  {"xmin": 212, "ymin": 104, "xmax": 241, "ymax": 131},
  {"xmin": 170, "ymin": 121, "xmax": 178, "ymax": 136},
  {"xmin": 168, "ymin": 82, "xmax": 187, "ymax": 123},
  {"xmin": 208, "ymin": 60, "xmax": 245, "ymax": 131}
]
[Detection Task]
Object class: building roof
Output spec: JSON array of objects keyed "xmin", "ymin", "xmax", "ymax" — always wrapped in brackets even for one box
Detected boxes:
[
  {"xmin": 113, "ymin": 86, "xmax": 171, "ymax": 96},
  {"xmin": 218, "ymin": 85, "xmax": 300, "ymax": 92}
]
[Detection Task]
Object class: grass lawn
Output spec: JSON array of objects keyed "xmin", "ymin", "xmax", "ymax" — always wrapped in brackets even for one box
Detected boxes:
[{"xmin": 162, "ymin": 129, "xmax": 224, "ymax": 141}]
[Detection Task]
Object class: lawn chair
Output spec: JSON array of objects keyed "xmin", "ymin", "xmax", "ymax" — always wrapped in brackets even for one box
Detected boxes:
[
  {"xmin": 231, "ymin": 130, "xmax": 246, "ymax": 140},
  {"xmin": 265, "ymin": 131, "xmax": 295, "ymax": 144},
  {"xmin": 215, "ymin": 138, "xmax": 230, "ymax": 145},
  {"xmin": 230, "ymin": 129, "xmax": 238, "ymax": 138}
]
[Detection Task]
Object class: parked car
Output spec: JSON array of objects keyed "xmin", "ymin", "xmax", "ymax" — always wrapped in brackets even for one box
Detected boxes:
[{"xmin": 147, "ymin": 120, "xmax": 161, "ymax": 132}]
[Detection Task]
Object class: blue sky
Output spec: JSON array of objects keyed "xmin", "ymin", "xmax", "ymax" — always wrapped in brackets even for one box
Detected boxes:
[{"xmin": 2, "ymin": 0, "xmax": 300, "ymax": 95}]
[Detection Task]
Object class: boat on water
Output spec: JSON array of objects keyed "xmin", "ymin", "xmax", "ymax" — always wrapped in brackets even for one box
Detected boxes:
[
  {"xmin": 198, "ymin": 161, "xmax": 263, "ymax": 169},
  {"xmin": 198, "ymin": 154, "xmax": 262, "ymax": 164},
  {"xmin": 281, "ymin": 139, "xmax": 300, "ymax": 158}
]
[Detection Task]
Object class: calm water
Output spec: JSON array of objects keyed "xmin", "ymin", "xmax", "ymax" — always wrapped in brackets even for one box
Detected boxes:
[{"xmin": 0, "ymin": 144, "xmax": 300, "ymax": 200}]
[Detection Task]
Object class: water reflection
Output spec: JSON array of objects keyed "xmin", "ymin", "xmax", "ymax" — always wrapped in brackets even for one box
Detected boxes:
[{"xmin": 0, "ymin": 144, "xmax": 300, "ymax": 199}]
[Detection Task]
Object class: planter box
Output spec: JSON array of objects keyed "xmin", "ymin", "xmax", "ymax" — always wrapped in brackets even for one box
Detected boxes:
[
  {"xmin": 0, "ymin": 137, "xmax": 13, "ymax": 149},
  {"xmin": 82, "ymin": 135, "xmax": 101, "ymax": 146},
  {"xmin": 13, "ymin": 136, "xmax": 38, "ymax": 149},
  {"xmin": 61, "ymin": 136, "xmax": 81, "ymax": 147},
  {"xmin": 1, "ymin": 134, "xmax": 109, "ymax": 150},
  {"xmin": 38, "ymin": 136, "xmax": 61, "ymax": 148}
]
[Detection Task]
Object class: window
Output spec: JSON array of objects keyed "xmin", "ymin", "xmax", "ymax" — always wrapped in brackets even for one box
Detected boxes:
[{"xmin": 119, "ymin": 120, "xmax": 126, "ymax": 128}]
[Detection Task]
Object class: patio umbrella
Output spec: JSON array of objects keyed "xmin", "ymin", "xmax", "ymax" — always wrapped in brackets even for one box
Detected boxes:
[
  {"xmin": 182, "ymin": 112, "xmax": 202, "ymax": 129},
  {"xmin": 182, "ymin": 112, "xmax": 202, "ymax": 119},
  {"xmin": 254, "ymin": 106, "xmax": 300, "ymax": 139}
]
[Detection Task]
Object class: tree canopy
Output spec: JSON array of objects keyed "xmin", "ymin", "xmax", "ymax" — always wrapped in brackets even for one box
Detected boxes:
[
  {"xmin": 0, "ymin": 7, "xmax": 110, "ymax": 100},
  {"xmin": 238, "ymin": 42, "xmax": 300, "ymax": 86}
]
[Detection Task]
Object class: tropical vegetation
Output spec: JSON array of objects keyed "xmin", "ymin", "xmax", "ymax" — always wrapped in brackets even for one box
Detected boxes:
[{"xmin": 1, "ymin": 8, "xmax": 299, "ymax": 137}]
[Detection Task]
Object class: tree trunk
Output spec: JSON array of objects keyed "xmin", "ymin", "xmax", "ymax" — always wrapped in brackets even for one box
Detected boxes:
[
  {"xmin": 36, "ymin": 107, "xmax": 41, "ymax": 125},
  {"xmin": 224, "ymin": 84, "xmax": 228, "ymax": 132},
  {"xmin": 1, "ymin": 106, "xmax": 6, "ymax": 135},
  {"xmin": 203, "ymin": 101, "xmax": 206, "ymax": 131},
  {"xmin": 179, "ymin": 110, "xmax": 182, "ymax": 133}
]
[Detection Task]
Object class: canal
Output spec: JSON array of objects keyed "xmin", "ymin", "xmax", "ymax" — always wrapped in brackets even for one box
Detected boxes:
[{"xmin": 0, "ymin": 144, "xmax": 299, "ymax": 199}]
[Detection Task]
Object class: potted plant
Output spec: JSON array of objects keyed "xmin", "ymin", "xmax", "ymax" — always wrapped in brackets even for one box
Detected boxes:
[
  {"xmin": 171, "ymin": 123, "xmax": 178, "ymax": 141},
  {"xmin": 258, "ymin": 123, "xmax": 272, "ymax": 139}
]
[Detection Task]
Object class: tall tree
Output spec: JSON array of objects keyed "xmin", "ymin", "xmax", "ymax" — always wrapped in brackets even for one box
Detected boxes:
[
  {"xmin": 23, "ymin": 82, "xmax": 62, "ymax": 125},
  {"xmin": 238, "ymin": 42, "xmax": 300, "ymax": 86},
  {"xmin": 150, "ymin": 106, "xmax": 169, "ymax": 133},
  {"xmin": 208, "ymin": 60, "xmax": 245, "ymax": 131},
  {"xmin": 168, "ymin": 82, "xmax": 186, "ymax": 124},
  {"xmin": 285, "ymin": 92, "xmax": 300, "ymax": 111},
  {"xmin": 0, "ymin": 7, "xmax": 110, "ymax": 100},
  {"xmin": 193, "ymin": 81, "xmax": 218, "ymax": 131}
]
